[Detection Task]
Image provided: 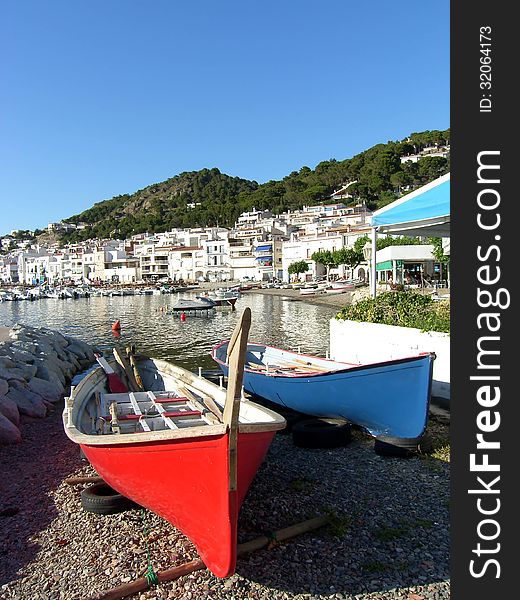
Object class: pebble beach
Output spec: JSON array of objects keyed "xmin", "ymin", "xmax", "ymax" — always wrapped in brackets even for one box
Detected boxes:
[
  {"xmin": 0, "ymin": 314, "xmax": 450, "ymax": 600},
  {"xmin": 0, "ymin": 395, "xmax": 450, "ymax": 600}
]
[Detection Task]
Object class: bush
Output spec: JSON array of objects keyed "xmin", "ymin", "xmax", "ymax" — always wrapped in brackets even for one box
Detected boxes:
[{"xmin": 335, "ymin": 291, "xmax": 450, "ymax": 333}]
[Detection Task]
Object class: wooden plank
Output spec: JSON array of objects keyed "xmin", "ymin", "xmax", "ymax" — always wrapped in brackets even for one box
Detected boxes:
[
  {"xmin": 146, "ymin": 391, "xmax": 178, "ymax": 430},
  {"xmin": 223, "ymin": 308, "xmax": 251, "ymax": 492},
  {"xmin": 175, "ymin": 385, "xmax": 217, "ymax": 425},
  {"xmin": 162, "ymin": 410, "xmax": 201, "ymax": 418},
  {"xmin": 128, "ymin": 392, "xmax": 151, "ymax": 432}
]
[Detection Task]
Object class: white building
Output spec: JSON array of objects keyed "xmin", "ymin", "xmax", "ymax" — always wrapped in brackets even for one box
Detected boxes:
[
  {"xmin": 168, "ymin": 246, "xmax": 205, "ymax": 282},
  {"xmin": 374, "ymin": 244, "xmax": 439, "ymax": 285},
  {"xmin": 0, "ymin": 257, "xmax": 19, "ymax": 283},
  {"xmin": 281, "ymin": 226, "xmax": 373, "ymax": 282},
  {"xmin": 103, "ymin": 250, "xmax": 140, "ymax": 283}
]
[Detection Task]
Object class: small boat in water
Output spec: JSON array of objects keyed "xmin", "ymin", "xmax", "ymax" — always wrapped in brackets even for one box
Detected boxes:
[
  {"xmin": 169, "ymin": 297, "xmax": 216, "ymax": 313},
  {"xmin": 197, "ymin": 295, "xmax": 238, "ymax": 309},
  {"xmin": 212, "ymin": 342, "xmax": 435, "ymax": 442},
  {"xmin": 63, "ymin": 309, "xmax": 285, "ymax": 578}
]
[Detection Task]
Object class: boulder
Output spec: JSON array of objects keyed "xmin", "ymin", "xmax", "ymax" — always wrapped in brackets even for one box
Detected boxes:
[
  {"xmin": 35, "ymin": 363, "xmax": 66, "ymax": 390},
  {"xmin": 5, "ymin": 385, "xmax": 47, "ymax": 419},
  {"xmin": 0, "ymin": 413, "xmax": 22, "ymax": 445},
  {"xmin": 5, "ymin": 347, "xmax": 36, "ymax": 364},
  {"xmin": 68, "ymin": 345, "xmax": 88, "ymax": 361},
  {"xmin": 0, "ymin": 378, "xmax": 8, "ymax": 396},
  {"xmin": 11, "ymin": 339, "xmax": 38, "ymax": 354},
  {"xmin": 0, "ymin": 394, "xmax": 20, "ymax": 426},
  {"xmin": 0, "ymin": 365, "xmax": 25, "ymax": 382},
  {"xmin": 28, "ymin": 377, "xmax": 62, "ymax": 403},
  {"xmin": 0, "ymin": 356, "xmax": 16, "ymax": 369}
]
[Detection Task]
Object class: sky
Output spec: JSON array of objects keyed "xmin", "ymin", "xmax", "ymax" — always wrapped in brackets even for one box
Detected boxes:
[{"xmin": 0, "ymin": 0, "xmax": 449, "ymax": 234}]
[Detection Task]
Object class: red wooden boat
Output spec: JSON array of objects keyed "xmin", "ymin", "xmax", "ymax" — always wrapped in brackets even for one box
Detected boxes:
[{"xmin": 62, "ymin": 309, "xmax": 285, "ymax": 577}]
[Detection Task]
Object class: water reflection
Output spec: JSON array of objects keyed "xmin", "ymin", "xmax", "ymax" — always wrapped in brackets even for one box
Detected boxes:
[{"xmin": 0, "ymin": 293, "xmax": 338, "ymax": 371}]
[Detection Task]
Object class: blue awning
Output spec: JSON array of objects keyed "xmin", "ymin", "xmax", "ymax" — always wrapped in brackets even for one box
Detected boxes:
[
  {"xmin": 255, "ymin": 244, "xmax": 272, "ymax": 252},
  {"xmin": 255, "ymin": 256, "xmax": 272, "ymax": 261},
  {"xmin": 371, "ymin": 173, "xmax": 450, "ymax": 237}
]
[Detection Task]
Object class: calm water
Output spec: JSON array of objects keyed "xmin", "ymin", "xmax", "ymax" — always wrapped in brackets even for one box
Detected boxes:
[{"xmin": 0, "ymin": 293, "xmax": 338, "ymax": 371}]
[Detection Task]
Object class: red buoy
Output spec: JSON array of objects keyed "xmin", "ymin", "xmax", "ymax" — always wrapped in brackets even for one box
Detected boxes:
[
  {"xmin": 112, "ymin": 320, "xmax": 121, "ymax": 331},
  {"xmin": 180, "ymin": 312, "xmax": 187, "ymax": 322}
]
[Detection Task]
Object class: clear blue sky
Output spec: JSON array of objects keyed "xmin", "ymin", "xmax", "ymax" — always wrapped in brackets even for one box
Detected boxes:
[{"xmin": 0, "ymin": 0, "xmax": 449, "ymax": 234}]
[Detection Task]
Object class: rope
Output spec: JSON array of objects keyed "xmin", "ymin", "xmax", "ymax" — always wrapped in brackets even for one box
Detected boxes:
[{"xmin": 141, "ymin": 509, "xmax": 159, "ymax": 587}]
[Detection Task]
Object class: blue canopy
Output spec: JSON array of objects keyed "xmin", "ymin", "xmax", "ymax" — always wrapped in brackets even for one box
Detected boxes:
[
  {"xmin": 371, "ymin": 173, "xmax": 450, "ymax": 237},
  {"xmin": 255, "ymin": 244, "xmax": 272, "ymax": 252}
]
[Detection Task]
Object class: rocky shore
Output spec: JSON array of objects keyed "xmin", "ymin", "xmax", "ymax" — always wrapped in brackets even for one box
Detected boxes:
[{"xmin": 0, "ymin": 324, "xmax": 97, "ymax": 445}]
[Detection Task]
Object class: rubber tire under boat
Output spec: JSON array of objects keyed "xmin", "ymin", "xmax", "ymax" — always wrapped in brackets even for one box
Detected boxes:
[
  {"xmin": 374, "ymin": 431, "xmax": 434, "ymax": 457},
  {"xmin": 81, "ymin": 483, "xmax": 140, "ymax": 515},
  {"xmin": 277, "ymin": 410, "xmax": 308, "ymax": 435},
  {"xmin": 292, "ymin": 418, "xmax": 352, "ymax": 448}
]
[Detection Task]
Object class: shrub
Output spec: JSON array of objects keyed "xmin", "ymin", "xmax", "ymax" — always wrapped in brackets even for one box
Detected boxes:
[{"xmin": 335, "ymin": 291, "xmax": 450, "ymax": 333}]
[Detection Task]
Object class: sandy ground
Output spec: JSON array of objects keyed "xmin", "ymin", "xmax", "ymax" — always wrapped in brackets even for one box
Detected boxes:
[{"xmin": 237, "ymin": 285, "xmax": 370, "ymax": 309}]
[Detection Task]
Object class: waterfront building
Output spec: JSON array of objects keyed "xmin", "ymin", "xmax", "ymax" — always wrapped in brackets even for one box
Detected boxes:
[
  {"xmin": 281, "ymin": 225, "xmax": 373, "ymax": 282},
  {"xmin": 103, "ymin": 249, "xmax": 140, "ymax": 283},
  {"xmin": 167, "ymin": 246, "xmax": 205, "ymax": 282},
  {"xmin": 203, "ymin": 231, "xmax": 231, "ymax": 282},
  {"xmin": 136, "ymin": 243, "xmax": 172, "ymax": 282},
  {"xmin": 374, "ymin": 244, "xmax": 446, "ymax": 287},
  {"xmin": 0, "ymin": 257, "xmax": 19, "ymax": 283}
]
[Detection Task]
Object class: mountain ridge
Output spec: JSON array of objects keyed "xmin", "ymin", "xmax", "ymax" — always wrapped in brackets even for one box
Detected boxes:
[{"xmin": 61, "ymin": 128, "xmax": 449, "ymax": 242}]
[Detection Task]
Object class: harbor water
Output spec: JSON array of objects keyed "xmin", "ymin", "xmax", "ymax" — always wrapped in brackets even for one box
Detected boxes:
[{"xmin": 0, "ymin": 292, "xmax": 339, "ymax": 371}]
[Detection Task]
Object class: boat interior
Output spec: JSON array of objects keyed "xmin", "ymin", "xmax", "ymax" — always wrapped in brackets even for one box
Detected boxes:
[
  {"xmin": 65, "ymin": 357, "xmax": 284, "ymax": 439},
  {"xmin": 216, "ymin": 343, "xmax": 360, "ymax": 376}
]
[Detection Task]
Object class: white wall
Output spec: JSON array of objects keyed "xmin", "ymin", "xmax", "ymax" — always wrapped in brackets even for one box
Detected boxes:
[{"xmin": 330, "ymin": 318, "xmax": 450, "ymax": 402}]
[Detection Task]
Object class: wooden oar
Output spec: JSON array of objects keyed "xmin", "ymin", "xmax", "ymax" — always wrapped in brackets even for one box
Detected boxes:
[
  {"xmin": 95, "ymin": 354, "xmax": 128, "ymax": 393},
  {"xmin": 126, "ymin": 347, "xmax": 145, "ymax": 391},
  {"xmin": 113, "ymin": 346, "xmax": 140, "ymax": 392}
]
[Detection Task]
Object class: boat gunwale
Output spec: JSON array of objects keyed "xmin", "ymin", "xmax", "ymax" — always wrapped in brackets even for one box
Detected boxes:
[{"xmin": 212, "ymin": 341, "xmax": 435, "ymax": 379}]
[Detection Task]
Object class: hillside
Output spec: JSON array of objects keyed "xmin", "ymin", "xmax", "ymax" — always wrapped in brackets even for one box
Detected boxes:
[{"xmin": 60, "ymin": 128, "xmax": 449, "ymax": 242}]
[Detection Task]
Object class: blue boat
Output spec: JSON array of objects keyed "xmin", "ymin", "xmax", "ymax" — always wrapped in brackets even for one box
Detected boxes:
[{"xmin": 211, "ymin": 342, "xmax": 435, "ymax": 441}]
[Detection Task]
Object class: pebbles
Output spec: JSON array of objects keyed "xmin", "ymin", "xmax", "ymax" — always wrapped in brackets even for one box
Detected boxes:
[
  {"xmin": 0, "ymin": 401, "xmax": 450, "ymax": 599},
  {"xmin": 0, "ymin": 324, "xmax": 97, "ymax": 445}
]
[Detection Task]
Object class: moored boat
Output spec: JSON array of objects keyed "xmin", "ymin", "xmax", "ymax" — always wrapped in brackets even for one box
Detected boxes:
[
  {"xmin": 212, "ymin": 342, "xmax": 435, "ymax": 441},
  {"xmin": 197, "ymin": 295, "xmax": 237, "ymax": 308},
  {"xmin": 62, "ymin": 309, "xmax": 285, "ymax": 578},
  {"xmin": 325, "ymin": 280, "xmax": 356, "ymax": 293},
  {"xmin": 169, "ymin": 297, "xmax": 216, "ymax": 313}
]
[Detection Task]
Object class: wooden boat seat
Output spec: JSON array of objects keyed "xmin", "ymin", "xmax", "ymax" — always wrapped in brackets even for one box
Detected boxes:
[{"xmin": 98, "ymin": 390, "xmax": 218, "ymax": 434}]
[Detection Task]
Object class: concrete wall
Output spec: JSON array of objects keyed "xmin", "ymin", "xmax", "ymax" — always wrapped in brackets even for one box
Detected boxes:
[{"xmin": 329, "ymin": 318, "xmax": 450, "ymax": 403}]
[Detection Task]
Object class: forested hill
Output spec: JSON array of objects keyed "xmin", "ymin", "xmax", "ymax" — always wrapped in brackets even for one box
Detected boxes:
[{"xmin": 61, "ymin": 128, "xmax": 449, "ymax": 242}]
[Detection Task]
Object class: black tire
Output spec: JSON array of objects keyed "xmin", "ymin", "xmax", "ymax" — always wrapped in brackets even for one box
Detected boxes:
[
  {"xmin": 277, "ymin": 411, "xmax": 308, "ymax": 435},
  {"xmin": 374, "ymin": 439, "xmax": 414, "ymax": 457},
  {"xmin": 292, "ymin": 418, "xmax": 352, "ymax": 449},
  {"xmin": 374, "ymin": 430, "xmax": 433, "ymax": 457},
  {"xmin": 80, "ymin": 483, "xmax": 139, "ymax": 515}
]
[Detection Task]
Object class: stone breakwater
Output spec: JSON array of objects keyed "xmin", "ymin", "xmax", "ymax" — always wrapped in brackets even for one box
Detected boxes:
[{"xmin": 0, "ymin": 324, "xmax": 97, "ymax": 445}]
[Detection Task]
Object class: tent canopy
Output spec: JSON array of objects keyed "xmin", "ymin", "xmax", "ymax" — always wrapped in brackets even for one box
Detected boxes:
[{"xmin": 370, "ymin": 173, "xmax": 450, "ymax": 237}]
